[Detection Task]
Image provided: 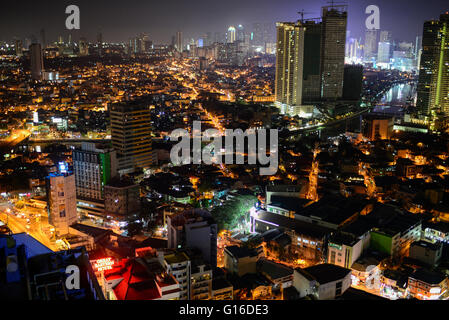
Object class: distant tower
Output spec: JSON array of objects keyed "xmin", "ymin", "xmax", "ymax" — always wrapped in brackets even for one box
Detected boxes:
[
  {"xmin": 40, "ymin": 29, "xmax": 46, "ymax": 48},
  {"xmin": 176, "ymin": 31, "xmax": 183, "ymax": 52},
  {"xmin": 364, "ymin": 29, "xmax": 379, "ymax": 62},
  {"xmin": 227, "ymin": 26, "xmax": 236, "ymax": 43},
  {"xmin": 30, "ymin": 43, "xmax": 44, "ymax": 81},
  {"xmin": 15, "ymin": 40, "xmax": 23, "ymax": 57},
  {"xmin": 97, "ymin": 32, "xmax": 103, "ymax": 56},
  {"xmin": 79, "ymin": 37, "xmax": 89, "ymax": 56}
]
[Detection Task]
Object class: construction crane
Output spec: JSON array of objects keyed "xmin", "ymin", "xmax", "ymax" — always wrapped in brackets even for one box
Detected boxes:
[{"xmin": 298, "ymin": 9, "xmax": 314, "ymax": 22}]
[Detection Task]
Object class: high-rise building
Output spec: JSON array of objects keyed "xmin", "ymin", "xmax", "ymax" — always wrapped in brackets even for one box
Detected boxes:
[
  {"xmin": 15, "ymin": 40, "xmax": 23, "ymax": 57},
  {"xmin": 46, "ymin": 166, "xmax": 78, "ymax": 236},
  {"xmin": 40, "ymin": 29, "xmax": 46, "ymax": 48},
  {"xmin": 320, "ymin": 5, "xmax": 347, "ymax": 100},
  {"xmin": 110, "ymin": 101, "xmax": 153, "ymax": 173},
  {"xmin": 417, "ymin": 13, "xmax": 449, "ymax": 115},
  {"xmin": 176, "ymin": 31, "xmax": 183, "ymax": 52},
  {"xmin": 275, "ymin": 5, "xmax": 348, "ymax": 114},
  {"xmin": 73, "ymin": 142, "xmax": 118, "ymax": 218},
  {"xmin": 237, "ymin": 24, "xmax": 245, "ymax": 42},
  {"xmin": 30, "ymin": 43, "xmax": 44, "ymax": 81},
  {"xmin": 227, "ymin": 26, "xmax": 236, "ymax": 43},
  {"xmin": 380, "ymin": 30, "xmax": 392, "ymax": 43},
  {"xmin": 364, "ymin": 29, "xmax": 379, "ymax": 62},
  {"xmin": 377, "ymin": 41, "xmax": 391, "ymax": 64},
  {"xmin": 274, "ymin": 22, "xmax": 306, "ymax": 113},
  {"xmin": 79, "ymin": 37, "xmax": 89, "ymax": 56},
  {"xmin": 97, "ymin": 32, "xmax": 103, "ymax": 56}
]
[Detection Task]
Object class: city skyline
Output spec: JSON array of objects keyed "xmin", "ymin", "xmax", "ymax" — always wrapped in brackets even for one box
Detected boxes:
[{"xmin": 1, "ymin": 0, "xmax": 448, "ymax": 44}]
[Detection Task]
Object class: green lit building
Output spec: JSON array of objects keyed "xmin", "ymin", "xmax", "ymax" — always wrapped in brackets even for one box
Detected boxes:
[
  {"xmin": 73, "ymin": 142, "xmax": 118, "ymax": 218},
  {"xmin": 417, "ymin": 13, "xmax": 449, "ymax": 116}
]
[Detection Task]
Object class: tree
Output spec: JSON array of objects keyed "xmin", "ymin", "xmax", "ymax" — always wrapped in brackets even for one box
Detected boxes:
[{"xmin": 211, "ymin": 195, "xmax": 257, "ymax": 231}]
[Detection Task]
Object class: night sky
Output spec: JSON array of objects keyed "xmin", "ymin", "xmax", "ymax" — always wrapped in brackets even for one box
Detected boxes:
[{"xmin": 1, "ymin": 0, "xmax": 448, "ymax": 44}]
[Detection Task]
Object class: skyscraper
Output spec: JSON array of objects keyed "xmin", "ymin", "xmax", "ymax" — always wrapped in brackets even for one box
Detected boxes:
[
  {"xmin": 274, "ymin": 22, "xmax": 306, "ymax": 113},
  {"xmin": 364, "ymin": 29, "xmax": 379, "ymax": 62},
  {"xmin": 275, "ymin": 5, "xmax": 348, "ymax": 114},
  {"xmin": 40, "ymin": 29, "xmax": 46, "ymax": 48},
  {"xmin": 320, "ymin": 5, "xmax": 347, "ymax": 100},
  {"xmin": 176, "ymin": 31, "xmax": 183, "ymax": 52},
  {"xmin": 110, "ymin": 101, "xmax": 153, "ymax": 174},
  {"xmin": 378, "ymin": 42, "xmax": 391, "ymax": 64},
  {"xmin": 79, "ymin": 37, "xmax": 89, "ymax": 56},
  {"xmin": 30, "ymin": 43, "xmax": 44, "ymax": 81},
  {"xmin": 417, "ymin": 13, "xmax": 449, "ymax": 115},
  {"xmin": 227, "ymin": 26, "xmax": 236, "ymax": 43},
  {"xmin": 15, "ymin": 40, "xmax": 23, "ymax": 57}
]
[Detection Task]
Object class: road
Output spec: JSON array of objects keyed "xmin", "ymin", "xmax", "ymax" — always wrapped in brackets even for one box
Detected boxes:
[{"xmin": 0, "ymin": 202, "xmax": 59, "ymax": 251}]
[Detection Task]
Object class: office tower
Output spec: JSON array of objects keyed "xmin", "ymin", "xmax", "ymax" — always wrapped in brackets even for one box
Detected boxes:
[
  {"xmin": 46, "ymin": 166, "xmax": 78, "ymax": 236},
  {"xmin": 364, "ymin": 29, "xmax": 378, "ymax": 62},
  {"xmin": 97, "ymin": 32, "xmax": 103, "ymax": 56},
  {"xmin": 142, "ymin": 34, "xmax": 152, "ymax": 52},
  {"xmin": 346, "ymin": 38, "xmax": 360, "ymax": 62},
  {"xmin": 237, "ymin": 24, "xmax": 245, "ymax": 42},
  {"xmin": 40, "ymin": 29, "xmax": 46, "ymax": 48},
  {"xmin": 15, "ymin": 40, "xmax": 23, "ymax": 57},
  {"xmin": 380, "ymin": 30, "xmax": 392, "ymax": 43},
  {"xmin": 227, "ymin": 26, "xmax": 236, "ymax": 43},
  {"xmin": 167, "ymin": 209, "xmax": 218, "ymax": 268},
  {"xmin": 79, "ymin": 37, "xmax": 89, "ymax": 56},
  {"xmin": 378, "ymin": 41, "xmax": 391, "ymax": 64},
  {"xmin": 252, "ymin": 23, "xmax": 263, "ymax": 46},
  {"xmin": 176, "ymin": 31, "xmax": 183, "ymax": 52},
  {"xmin": 73, "ymin": 142, "xmax": 117, "ymax": 217},
  {"xmin": 110, "ymin": 101, "xmax": 153, "ymax": 173},
  {"xmin": 206, "ymin": 32, "xmax": 213, "ymax": 46},
  {"xmin": 320, "ymin": 5, "xmax": 348, "ymax": 100},
  {"xmin": 30, "ymin": 43, "xmax": 44, "ymax": 81},
  {"xmin": 417, "ymin": 13, "xmax": 449, "ymax": 115}
]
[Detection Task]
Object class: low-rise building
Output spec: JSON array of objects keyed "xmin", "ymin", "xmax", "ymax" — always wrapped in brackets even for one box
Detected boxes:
[
  {"xmin": 408, "ymin": 268, "xmax": 448, "ymax": 300},
  {"xmin": 224, "ymin": 246, "xmax": 259, "ymax": 277},
  {"xmin": 293, "ymin": 264, "xmax": 352, "ymax": 300},
  {"xmin": 409, "ymin": 240, "xmax": 443, "ymax": 267}
]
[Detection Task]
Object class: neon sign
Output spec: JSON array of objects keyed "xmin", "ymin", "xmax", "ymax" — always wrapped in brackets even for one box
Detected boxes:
[{"xmin": 93, "ymin": 258, "xmax": 115, "ymax": 272}]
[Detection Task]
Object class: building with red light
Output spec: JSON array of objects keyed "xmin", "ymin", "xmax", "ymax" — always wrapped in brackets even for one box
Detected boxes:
[{"xmin": 98, "ymin": 257, "xmax": 182, "ymax": 300}]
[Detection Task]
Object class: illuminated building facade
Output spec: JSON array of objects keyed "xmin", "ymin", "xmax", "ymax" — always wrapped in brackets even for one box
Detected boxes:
[
  {"xmin": 73, "ymin": 142, "xmax": 118, "ymax": 218},
  {"xmin": 46, "ymin": 170, "xmax": 78, "ymax": 236},
  {"xmin": 110, "ymin": 101, "xmax": 153, "ymax": 174},
  {"xmin": 417, "ymin": 13, "xmax": 449, "ymax": 116},
  {"xmin": 227, "ymin": 26, "xmax": 236, "ymax": 43},
  {"xmin": 275, "ymin": 5, "xmax": 347, "ymax": 115}
]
